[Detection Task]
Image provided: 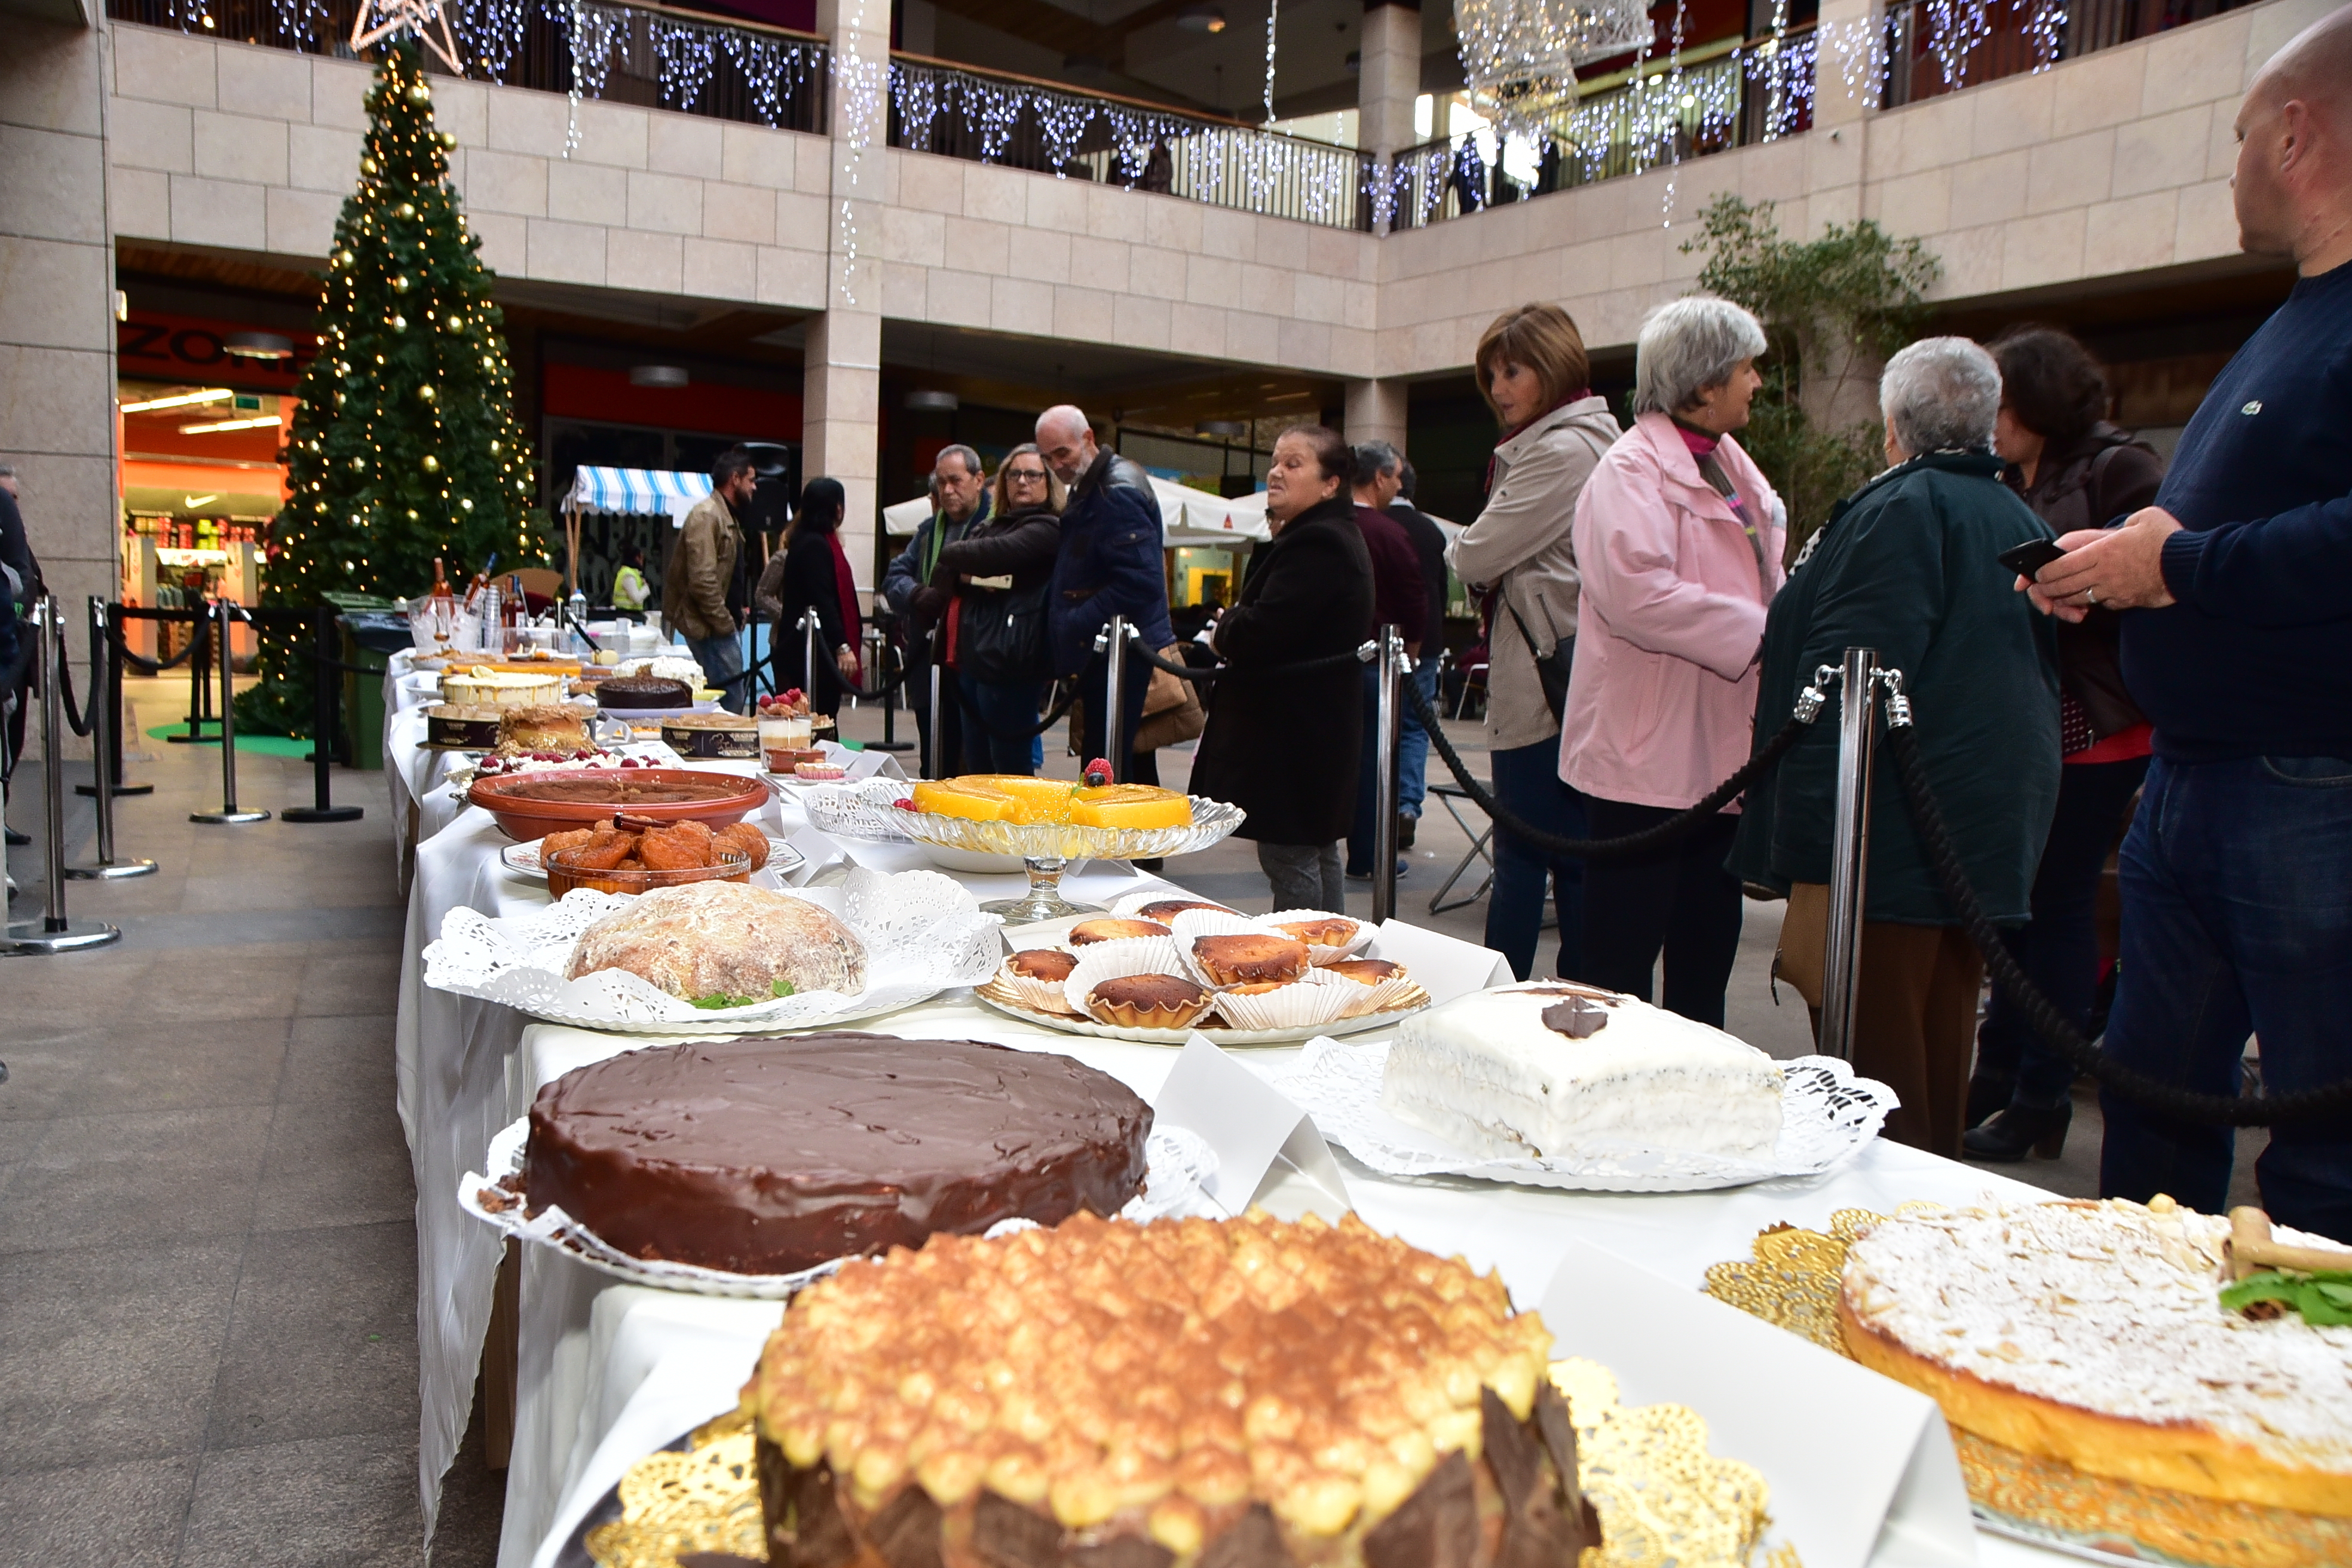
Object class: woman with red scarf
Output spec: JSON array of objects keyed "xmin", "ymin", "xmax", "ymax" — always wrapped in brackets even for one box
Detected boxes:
[
  {"xmin": 755, "ymin": 477, "xmax": 863, "ymax": 716},
  {"xmin": 1445, "ymin": 303, "xmax": 1622, "ymax": 982}
]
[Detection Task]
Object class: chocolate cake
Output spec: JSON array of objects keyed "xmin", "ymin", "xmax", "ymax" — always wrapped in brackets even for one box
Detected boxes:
[
  {"xmin": 523, "ymin": 1033, "xmax": 1152, "ymax": 1273},
  {"xmin": 596, "ymin": 674, "xmax": 693, "ymax": 709}
]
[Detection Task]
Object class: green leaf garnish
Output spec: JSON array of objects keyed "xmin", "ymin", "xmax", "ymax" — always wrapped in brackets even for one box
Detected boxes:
[
  {"xmin": 687, "ymin": 979, "xmax": 794, "ymax": 1009},
  {"xmin": 771, "ymin": 979, "xmax": 795, "ymax": 997},
  {"xmin": 2221, "ymin": 1269, "xmax": 2352, "ymax": 1325}
]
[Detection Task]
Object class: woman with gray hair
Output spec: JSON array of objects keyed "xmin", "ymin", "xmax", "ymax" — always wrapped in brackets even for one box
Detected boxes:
[
  {"xmin": 1560, "ymin": 295, "xmax": 1784, "ymax": 1025},
  {"xmin": 1732, "ymin": 336, "xmax": 2062, "ymax": 1156}
]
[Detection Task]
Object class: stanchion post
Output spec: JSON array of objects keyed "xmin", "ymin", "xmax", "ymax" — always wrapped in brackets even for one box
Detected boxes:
[
  {"xmin": 1102, "ymin": 614, "xmax": 1129, "ymax": 783},
  {"xmin": 927, "ymin": 627, "xmax": 943, "ymax": 781},
  {"xmin": 1373, "ymin": 624, "xmax": 1402, "ymax": 925},
  {"xmin": 168, "ymin": 604, "xmax": 217, "ymax": 743},
  {"xmin": 4, "ymin": 596, "xmax": 122, "ymax": 953},
  {"xmin": 872, "ymin": 621, "xmax": 912, "ymax": 752},
  {"xmin": 190, "ymin": 598, "xmax": 269, "ymax": 826},
  {"xmin": 76, "ymin": 600, "xmax": 151, "ymax": 797},
  {"xmin": 800, "ymin": 608, "xmax": 818, "ymax": 712},
  {"xmin": 65, "ymin": 598, "xmax": 157, "ymax": 879},
  {"xmin": 1819, "ymin": 645, "xmax": 1879, "ymax": 1062},
  {"xmin": 284, "ymin": 604, "xmax": 362, "ymax": 823}
]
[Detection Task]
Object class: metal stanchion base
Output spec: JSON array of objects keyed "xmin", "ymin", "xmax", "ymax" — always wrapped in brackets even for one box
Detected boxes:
[
  {"xmin": 76, "ymin": 782, "xmax": 155, "ymax": 797},
  {"xmin": 65, "ymin": 859, "xmax": 158, "ymax": 880},
  {"xmin": 190, "ymin": 808, "xmax": 271, "ymax": 824},
  {"xmin": 282, "ymin": 805, "xmax": 363, "ymax": 823},
  {"xmin": 165, "ymin": 731, "xmax": 219, "ymax": 745},
  {"xmin": 2, "ymin": 917, "xmax": 122, "ymax": 954},
  {"xmin": 867, "ymin": 740, "xmax": 915, "ymax": 752}
]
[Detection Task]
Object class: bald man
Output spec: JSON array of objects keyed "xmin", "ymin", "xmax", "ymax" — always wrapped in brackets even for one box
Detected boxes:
[
  {"xmin": 1037, "ymin": 406, "xmax": 1172, "ymax": 780},
  {"xmin": 2018, "ymin": 7, "xmax": 2352, "ymax": 1239}
]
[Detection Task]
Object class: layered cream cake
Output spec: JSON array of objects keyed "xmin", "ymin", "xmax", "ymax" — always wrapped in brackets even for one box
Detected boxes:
[
  {"xmin": 440, "ymin": 665, "xmax": 564, "ymax": 709},
  {"xmin": 1841, "ymin": 1198, "xmax": 2352, "ymax": 1520},
  {"xmin": 1380, "ymin": 982, "xmax": 1784, "ymax": 1162}
]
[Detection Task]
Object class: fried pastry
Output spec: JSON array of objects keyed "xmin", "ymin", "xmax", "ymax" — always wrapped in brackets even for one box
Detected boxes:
[{"xmin": 1191, "ymin": 933, "xmax": 1310, "ymax": 985}]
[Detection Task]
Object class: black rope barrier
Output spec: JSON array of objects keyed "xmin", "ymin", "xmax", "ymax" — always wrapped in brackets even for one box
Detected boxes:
[
  {"xmin": 106, "ymin": 619, "xmax": 207, "ymax": 674},
  {"xmin": 1884, "ymin": 722, "xmax": 2352, "ymax": 1127},
  {"xmin": 53, "ymin": 626, "xmax": 96, "ymax": 739},
  {"xmin": 1402, "ymin": 674, "xmax": 1813, "ymax": 865},
  {"xmin": 1122, "ymin": 635, "xmax": 1364, "ymax": 684}
]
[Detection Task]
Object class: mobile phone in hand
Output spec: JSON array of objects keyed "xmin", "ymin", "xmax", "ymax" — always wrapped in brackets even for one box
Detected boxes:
[{"xmin": 1998, "ymin": 537, "xmax": 2069, "ymax": 580}]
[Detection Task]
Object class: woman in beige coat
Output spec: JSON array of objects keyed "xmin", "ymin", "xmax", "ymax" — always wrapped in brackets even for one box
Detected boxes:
[{"xmin": 1445, "ymin": 304, "xmax": 1622, "ymax": 980}]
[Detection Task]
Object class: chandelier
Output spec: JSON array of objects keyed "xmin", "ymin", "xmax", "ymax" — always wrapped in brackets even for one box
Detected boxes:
[{"xmin": 1454, "ymin": 0, "xmax": 1655, "ymax": 142}]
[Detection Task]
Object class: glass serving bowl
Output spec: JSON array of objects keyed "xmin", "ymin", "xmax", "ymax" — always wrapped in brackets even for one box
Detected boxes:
[
  {"xmin": 543, "ymin": 844, "xmax": 754, "ymax": 898},
  {"xmin": 890, "ymin": 796, "xmax": 1246, "ymax": 923}
]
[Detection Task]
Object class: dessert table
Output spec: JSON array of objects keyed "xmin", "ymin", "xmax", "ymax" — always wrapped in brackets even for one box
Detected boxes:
[{"xmin": 382, "ymin": 727, "xmax": 2076, "ymax": 1568}]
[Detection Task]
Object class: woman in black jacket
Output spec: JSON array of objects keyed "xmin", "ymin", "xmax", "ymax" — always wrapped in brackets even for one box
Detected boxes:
[
  {"xmin": 928, "ymin": 445, "xmax": 1063, "ymax": 774},
  {"xmin": 1964, "ymin": 326, "xmax": 2166, "ymax": 1161},
  {"xmin": 754, "ymin": 477, "xmax": 862, "ymax": 716},
  {"xmin": 1187, "ymin": 427, "xmax": 1374, "ymax": 912}
]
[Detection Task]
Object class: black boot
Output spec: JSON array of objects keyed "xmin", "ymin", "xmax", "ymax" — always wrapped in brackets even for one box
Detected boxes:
[
  {"xmin": 1965, "ymin": 1073, "xmax": 2014, "ymax": 1129},
  {"xmin": 1962, "ymin": 1101, "xmax": 2071, "ymax": 1162}
]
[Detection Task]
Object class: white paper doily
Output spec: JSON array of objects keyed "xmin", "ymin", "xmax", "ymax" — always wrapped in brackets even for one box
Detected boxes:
[
  {"xmin": 804, "ymin": 777, "xmax": 915, "ymax": 842},
  {"xmin": 460, "ymin": 1114, "xmax": 1222, "ymax": 1298},
  {"xmin": 419, "ymin": 866, "xmax": 1000, "ymax": 1033},
  {"xmin": 1269, "ymin": 1039, "xmax": 1897, "ymax": 1192}
]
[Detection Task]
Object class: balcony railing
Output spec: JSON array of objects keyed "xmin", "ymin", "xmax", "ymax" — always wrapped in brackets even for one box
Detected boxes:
[
  {"xmin": 106, "ymin": 0, "xmax": 828, "ymax": 132},
  {"xmin": 886, "ymin": 56, "xmax": 1374, "ymax": 232},
  {"xmin": 1876, "ymin": 0, "xmax": 2259, "ymax": 108}
]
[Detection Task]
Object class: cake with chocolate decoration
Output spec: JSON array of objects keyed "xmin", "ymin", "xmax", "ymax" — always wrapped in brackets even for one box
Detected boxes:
[
  {"xmin": 1380, "ymin": 982, "xmax": 1784, "ymax": 1162},
  {"xmin": 740, "ymin": 1209, "xmax": 1597, "ymax": 1567},
  {"xmin": 523, "ymin": 1034, "xmax": 1152, "ymax": 1274}
]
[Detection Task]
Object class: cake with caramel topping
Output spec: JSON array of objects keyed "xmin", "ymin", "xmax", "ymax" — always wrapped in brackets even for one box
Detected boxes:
[{"xmin": 741, "ymin": 1210, "xmax": 1595, "ymax": 1567}]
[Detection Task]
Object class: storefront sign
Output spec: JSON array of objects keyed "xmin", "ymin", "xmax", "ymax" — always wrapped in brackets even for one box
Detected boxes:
[{"xmin": 118, "ymin": 311, "xmax": 316, "ymax": 393}]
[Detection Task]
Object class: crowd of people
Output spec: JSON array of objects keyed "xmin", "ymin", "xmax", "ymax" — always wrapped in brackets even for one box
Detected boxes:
[{"xmin": 690, "ymin": 5, "xmax": 2352, "ymax": 1237}]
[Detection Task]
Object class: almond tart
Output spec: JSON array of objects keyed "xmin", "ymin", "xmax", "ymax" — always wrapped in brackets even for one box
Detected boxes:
[
  {"xmin": 1190, "ymin": 932, "xmax": 1310, "ymax": 987},
  {"xmin": 1083, "ymin": 973, "xmax": 1215, "ymax": 1030},
  {"xmin": 997, "ymin": 948, "xmax": 1082, "ymax": 1015},
  {"xmin": 1324, "ymin": 957, "xmax": 1406, "ymax": 985},
  {"xmin": 1070, "ymin": 917, "xmax": 1172, "ymax": 945},
  {"xmin": 1132, "ymin": 898, "xmax": 1236, "ymax": 922}
]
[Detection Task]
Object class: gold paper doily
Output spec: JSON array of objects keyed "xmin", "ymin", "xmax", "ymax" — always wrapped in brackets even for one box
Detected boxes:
[
  {"xmin": 1700, "ymin": 1209, "xmax": 2352, "ymax": 1568},
  {"xmin": 582, "ymin": 1367, "xmax": 1799, "ymax": 1568}
]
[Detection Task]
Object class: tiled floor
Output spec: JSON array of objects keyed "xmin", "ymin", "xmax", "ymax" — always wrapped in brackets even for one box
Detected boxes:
[
  {"xmin": 0, "ymin": 673, "xmax": 2262, "ymax": 1566},
  {"xmin": 1, "ymin": 675, "xmax": 505, "ymax": 1567}
]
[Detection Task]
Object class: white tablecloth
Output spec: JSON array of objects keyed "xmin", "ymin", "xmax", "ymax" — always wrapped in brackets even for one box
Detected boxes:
[{"xmin": 382, "ymin": 755, "xmax": 2077, "ymax": 1568}]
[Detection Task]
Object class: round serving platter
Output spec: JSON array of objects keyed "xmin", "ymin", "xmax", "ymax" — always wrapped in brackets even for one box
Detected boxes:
[
  {"xmin": 973, "ymin": 976, "xmax": 1428, "ymax": 1047},
  {"xmin": 498, "ymin": 835, "xmax": 801, "ymax": 884}
]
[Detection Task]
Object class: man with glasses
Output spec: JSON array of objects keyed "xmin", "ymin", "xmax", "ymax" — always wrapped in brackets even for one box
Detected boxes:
[
  {"xmin": 1037, "ymin": 406, "xmax": 1171, "ymax": 780},
  {"xmin": 884, "ymin": 445, "xmax": 990, "ymax": 773}
]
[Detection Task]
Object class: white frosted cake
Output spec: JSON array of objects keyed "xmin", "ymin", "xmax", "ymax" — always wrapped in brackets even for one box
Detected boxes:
[{"xmin": 1380, "ymin": 981, "xmax": 1784, "ymax": 1160}]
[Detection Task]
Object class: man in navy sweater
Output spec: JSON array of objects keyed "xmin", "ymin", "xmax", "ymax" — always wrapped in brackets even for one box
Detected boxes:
[{"xmin": 2028, "ymin": 6, "xmax": 2352, "ymax": 1240}]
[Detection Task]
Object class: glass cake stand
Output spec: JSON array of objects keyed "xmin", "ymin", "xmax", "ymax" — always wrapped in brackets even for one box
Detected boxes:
[{"xmin": 892, "ymin": 797, "xmax": 1246, "ymax": 923}]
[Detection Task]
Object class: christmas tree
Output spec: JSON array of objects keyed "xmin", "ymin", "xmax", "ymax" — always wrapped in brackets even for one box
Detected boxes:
[{"xmin": 239, "ymin": 33, "xmax": 543, "ymax": 736}]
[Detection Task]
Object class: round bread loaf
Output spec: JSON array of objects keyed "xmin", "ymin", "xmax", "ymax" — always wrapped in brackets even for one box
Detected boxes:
[
  {"xmin": 524, "ymin": 1034, "xmax": 1153, "ymax": 1273},
  {"xmin": 562, "ymin": 881, "xmax": 865, "ymax": 1003}
]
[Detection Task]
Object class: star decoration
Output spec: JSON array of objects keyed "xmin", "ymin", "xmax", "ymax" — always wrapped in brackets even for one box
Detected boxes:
[{"xmin": 350, "ymin": 0, "xmax": 465, "ymax": 75}]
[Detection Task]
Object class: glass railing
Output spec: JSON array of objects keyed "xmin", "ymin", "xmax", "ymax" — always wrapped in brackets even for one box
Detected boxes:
[
  {"xmin": 887, "ymin": 55, "xmax": 1374, "ymax": 232},
  {"xmin": 105, "ymin": 0, "xmax": 828, "ymax": 131}
]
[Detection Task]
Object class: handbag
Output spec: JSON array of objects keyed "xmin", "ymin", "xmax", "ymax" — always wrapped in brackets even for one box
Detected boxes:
[
  {"xmin": 1135, "ymin": 647, "xmax": 1206, "ymax": 752},
  {"xmin": 956, "ymin": 580, "xmax": 1049, "ymax": 684},
  {"xmin": 1504, "ymin": 593, "xmax": 1572, "ymax": 723}
]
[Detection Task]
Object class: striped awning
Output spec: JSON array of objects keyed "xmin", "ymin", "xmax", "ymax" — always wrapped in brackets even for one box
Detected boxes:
[{"xmin": 562, "ymin": 466, "xmax": 713, "ymax": 524}]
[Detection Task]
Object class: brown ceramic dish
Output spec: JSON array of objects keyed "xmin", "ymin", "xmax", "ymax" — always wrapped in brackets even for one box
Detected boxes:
[{"xmin": 466, "ymin": 767, "xmax": 768, "ymax": 841}]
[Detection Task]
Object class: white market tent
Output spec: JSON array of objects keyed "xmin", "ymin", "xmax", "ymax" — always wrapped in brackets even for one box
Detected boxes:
[
  {"xmin": 558, "ymin": 466, "xmax": 718, "ymax": 598},
  {"xmin": 884, "ymin": 476, "xmax": 1272, "ymax": 547}
]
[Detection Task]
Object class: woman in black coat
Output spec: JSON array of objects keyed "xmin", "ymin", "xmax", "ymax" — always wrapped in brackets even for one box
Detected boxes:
[
  {"xmin": 754, "ymin": 477, "xmax": 861, "ymax": 716},
  {"xmin": 926, "ymin": 443, "xmax": 1063, "ymax": 774},
  {"xmin": 1187, "ymin": 426, "xmax": 1374, "ymax": 912}
]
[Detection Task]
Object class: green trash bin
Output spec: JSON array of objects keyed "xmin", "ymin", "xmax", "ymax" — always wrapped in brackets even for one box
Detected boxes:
[{"xmin": 328, "ymin": 595, "xmax": 406, "ymax": 773}]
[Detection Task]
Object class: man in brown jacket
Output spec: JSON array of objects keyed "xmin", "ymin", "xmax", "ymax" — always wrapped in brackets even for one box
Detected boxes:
[{"xmin": 663, "ymin": 448, "xmax": 755, "ymax": 711}]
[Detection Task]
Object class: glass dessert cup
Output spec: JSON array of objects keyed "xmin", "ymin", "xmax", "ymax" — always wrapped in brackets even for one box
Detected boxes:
[{"xmin": 890, "ymin": 797, "xmax": 1246, "ymax": 925}]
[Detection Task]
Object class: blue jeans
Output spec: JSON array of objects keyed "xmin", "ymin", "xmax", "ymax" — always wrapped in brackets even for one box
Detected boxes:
[
  {"xmin": 688, "ymin": 631, "xmax": 748, "ymax": 713},
  {"xmin": 2099, "ymin": 754, "xmax": 2352, "ymax": 1244},
  {"xmin": 1398, "ymin": 654, "xmax": 1440, "ymax": 819},
  {"xmin": 1486, "ymin": 738, "xmax": 1587, "ymax": 982},
  {"xmin": 959, "ymin": 676, "xmax": 1043, "ymax": 774},
  {"xmin": 1974, "ymin": 756, "xmax": 2148, "ymax": 1112}
]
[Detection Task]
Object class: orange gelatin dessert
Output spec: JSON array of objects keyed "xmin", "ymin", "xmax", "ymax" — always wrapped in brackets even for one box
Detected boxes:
[{"xmin": 906, "ymin": 776, "xmax": 1193, "ymax": 831}]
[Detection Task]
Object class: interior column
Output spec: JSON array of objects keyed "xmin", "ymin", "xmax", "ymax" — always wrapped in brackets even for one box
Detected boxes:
[
  {"xmin": 806, "ymin": 0, "xmax": 890, "ymax": 598},
  {"xmin": 1358, "ymin": 0, "xmax": 1421, "ymax": 234}
]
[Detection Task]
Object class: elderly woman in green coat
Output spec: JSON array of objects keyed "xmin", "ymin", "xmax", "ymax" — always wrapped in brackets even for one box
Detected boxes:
[{"xmin": 1733, "ymin": 336, "xmax": 2060, "ymax": 1158}]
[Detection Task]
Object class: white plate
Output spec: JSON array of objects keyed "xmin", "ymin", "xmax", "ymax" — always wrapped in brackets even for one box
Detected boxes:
[
  {"xmin": 974, "ymin": 981, "xmax": 1426, "ymax": 1047},
  {"xmin": 1267, "ymin": 1038, "xmax": 1897, "ymax": 1192},
  {"xmin": 460, "ymin": 1114, "xmax": 1223, "ymax": 1298},
  {"xmin": 498, "ymin": 835, "xmax": 802, "ymax": 883}
]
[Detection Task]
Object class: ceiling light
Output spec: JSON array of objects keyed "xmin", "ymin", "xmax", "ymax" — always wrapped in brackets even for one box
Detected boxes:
[
  {"xmin": 629, "ymin": 365, "xmax": 690, "ymax": 388},
  {"xmin": 223, "ymin": 331, "xmax": 295, "ymax": 360},
  {"xmin": 905, "ymin": 389, "xmax": 959, "ymax": 412},
  {"xmin": 1177, "ymin": 5, "xmax": 1227, "ymax": 32},
  {"xmin": 179, "ymin": 415, "xmax": 283, "ymax": 434},
  {"xmin": 119, "ymin": 387, "xmax": 233, "ymax": 414},
  {"xmin": 1196, "ymin": 419, "xmax": 1249, "ymax": 439}
]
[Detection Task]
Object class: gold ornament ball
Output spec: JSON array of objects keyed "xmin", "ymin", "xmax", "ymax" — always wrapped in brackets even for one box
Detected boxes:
[
  {"xmin": 360, "ymin": 157, "xmax": 378, "ymax": 174},
  {"xmin": 391, "ymin": 316, "xmax": 406, "ymax": 331},
  {"xmin": 422, "ymin": 454, "xmax": 440, "ymax": 472},
  {"xmin": 409, "ymin": 84, "xmax": 431, "ymax": 103},
  {"xmin": 418, "ymin": 385, "xmax": 437, "ymax": 402},
  {"xmin": 393, "ymin": 275, "xmax": 411, "ymax": 292},
  {"xmin": 398, "ymin": 203, "xmax": 416, "ymax": 218}
]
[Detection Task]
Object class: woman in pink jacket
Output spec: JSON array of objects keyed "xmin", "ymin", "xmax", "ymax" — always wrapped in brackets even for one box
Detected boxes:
[{"xmin": 1562, "ymin": 296, "xmax": 1784, "ymax": 1025}]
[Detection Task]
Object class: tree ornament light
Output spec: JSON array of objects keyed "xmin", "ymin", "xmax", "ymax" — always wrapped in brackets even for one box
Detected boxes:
[{"xmin": 1454, "ymin": 0, "xmax": 1653, "ymax": 142}]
